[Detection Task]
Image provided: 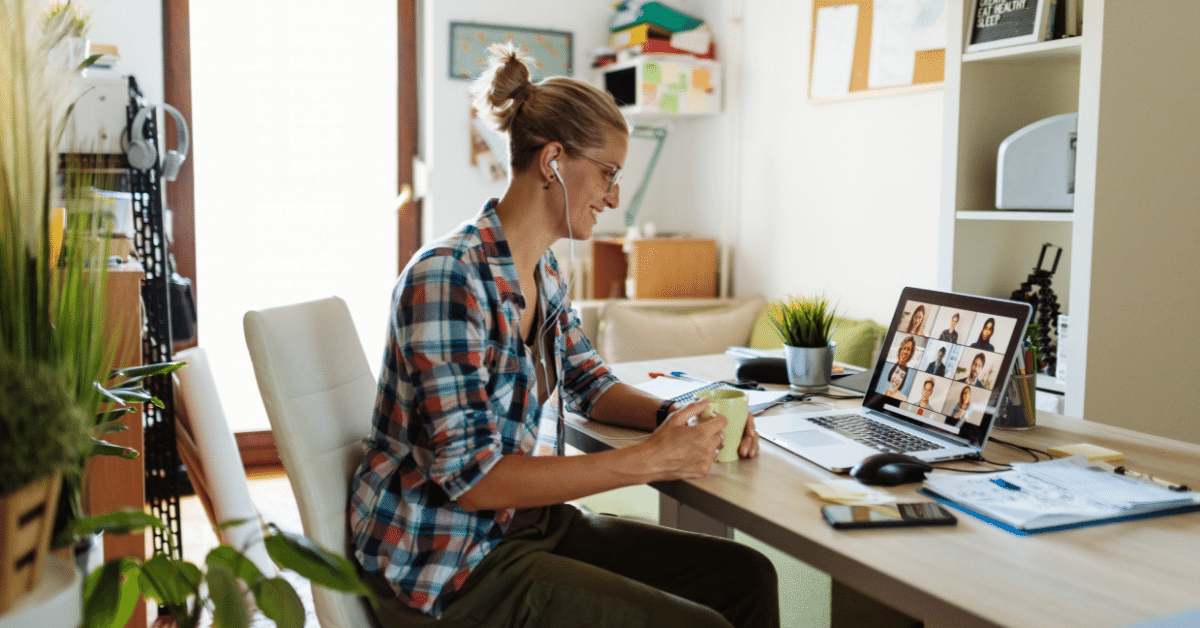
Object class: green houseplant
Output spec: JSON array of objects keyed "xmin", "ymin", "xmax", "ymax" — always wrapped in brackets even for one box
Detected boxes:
[
  {"xmin": 768, "ymin": 294, "xmax": 841, "ymax": 393},
  {"xmin": 1, "ymin": 0, "xmax": 166, "ymax": 567},
  {"xmin": 84, "ymin": 519, "xmax": 368, "ymax": 628}
]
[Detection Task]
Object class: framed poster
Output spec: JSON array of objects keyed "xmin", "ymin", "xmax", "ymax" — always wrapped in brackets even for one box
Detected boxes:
[
  {"xmin": 966, "ymin": 0, "xmax": 1053, "ymax": 53},
  {"xmin": 449, "ymin": 22, "xmax": 572, "ymax": 81}
]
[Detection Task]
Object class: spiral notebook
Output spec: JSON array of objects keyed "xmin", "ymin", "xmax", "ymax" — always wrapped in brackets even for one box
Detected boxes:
[{"xmin": 635, "ymin": 377, "xmax": 791, "ymax": 414}]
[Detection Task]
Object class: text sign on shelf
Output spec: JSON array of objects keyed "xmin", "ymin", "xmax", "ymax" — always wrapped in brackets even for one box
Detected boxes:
[{"xmin": 967, "ymin": 0, "xmax": 1050, "ymax": 53}]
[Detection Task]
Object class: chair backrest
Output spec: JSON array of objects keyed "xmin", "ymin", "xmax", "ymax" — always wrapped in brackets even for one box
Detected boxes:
[
  {"xmin": 243, "ymin": 297, "xmax": 379, "ymax": 628},
  {"xmin": 173, "ymin": 347, "xmax": 277, "ymax": 578}
]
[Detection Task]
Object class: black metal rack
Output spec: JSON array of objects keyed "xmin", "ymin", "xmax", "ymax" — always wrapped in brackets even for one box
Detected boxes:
[{"xmin": 125, "ymin": 79, "xmax": 182, "ymax": 560}]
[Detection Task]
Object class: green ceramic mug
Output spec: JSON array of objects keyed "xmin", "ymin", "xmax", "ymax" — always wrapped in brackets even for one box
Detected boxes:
[{"xmin": 696, "ymin": 389, "xmax": 749, "ymax": 463}]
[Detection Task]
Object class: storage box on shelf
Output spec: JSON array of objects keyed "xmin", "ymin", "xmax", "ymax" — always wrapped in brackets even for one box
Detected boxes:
[
  {"xmin": 601, "ymin": 54, "xmax": 721, "ymax": 118},
  {"xmin": 591, "ymin": 237, "xmax": 717, "ymax": 300}
]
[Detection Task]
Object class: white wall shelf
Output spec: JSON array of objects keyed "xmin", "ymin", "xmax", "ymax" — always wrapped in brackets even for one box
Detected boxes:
[
  {"xmin": 940, "ymin": 0, "xmax": 1200, "ymax": 445},
  {"xmin": 963, "ymin": 36, "xmax": 1083, "ymax": 64},
  {"xmin": 956, "ymin": 210, "xmax": 1074, "ymax": 222}
]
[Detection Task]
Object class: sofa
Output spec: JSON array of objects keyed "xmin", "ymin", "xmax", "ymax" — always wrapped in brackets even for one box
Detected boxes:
[{"xmin": 573, "ymin": 296, "xmax": 885, "ymax": 368}]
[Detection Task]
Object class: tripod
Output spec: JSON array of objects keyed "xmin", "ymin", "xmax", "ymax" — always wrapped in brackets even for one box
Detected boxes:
[{"xmin": 1011, "ymin": 243, "xmax": 1063, "ymax": 376}]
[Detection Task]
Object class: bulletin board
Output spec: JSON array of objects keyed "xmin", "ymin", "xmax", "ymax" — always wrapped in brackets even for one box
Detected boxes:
[{"xmin": 808, "ymin": 0, "xmax": 946, "ymax": 103}]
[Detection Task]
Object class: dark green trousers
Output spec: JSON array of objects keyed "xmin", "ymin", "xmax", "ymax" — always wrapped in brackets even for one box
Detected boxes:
[{"xmin": 362, "ymin": 503, "xmax": 780, "ymax": 628}]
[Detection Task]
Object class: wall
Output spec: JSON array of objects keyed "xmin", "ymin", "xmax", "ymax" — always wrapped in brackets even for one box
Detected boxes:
[
  {"xmin": 422, "ymin": 0, "xmax": 732, "ymax": 266},
  {"xmin": 422, "ymin": 0, "xmax": 943, "ymax": 325},
  {"xmin": 80, "ymin": 0, "xmax": 164, "ymax": 102},
  {"xmin": 731, "ymin": 1, "xmax": 944, "ymax": 324}
]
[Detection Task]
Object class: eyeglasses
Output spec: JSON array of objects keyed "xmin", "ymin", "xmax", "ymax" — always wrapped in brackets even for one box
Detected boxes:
[{"xmin": 578, "ymin": 154, "xmax": 623, "ymax": 192}]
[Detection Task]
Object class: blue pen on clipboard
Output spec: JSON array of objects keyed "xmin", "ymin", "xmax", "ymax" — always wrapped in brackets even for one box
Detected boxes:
[
  {"xmin": 991, "ymin": 478, "xmax": 1021, "ymax": 491},
  {"xmin": 670, "ymin": 371, "xmax": 706, "ymax": 382}
]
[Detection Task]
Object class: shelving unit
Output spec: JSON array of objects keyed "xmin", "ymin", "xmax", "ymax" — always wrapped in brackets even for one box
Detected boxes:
[{"xmin": 939, "ymin": 0, "xmax": 1200, "ymax": 444}]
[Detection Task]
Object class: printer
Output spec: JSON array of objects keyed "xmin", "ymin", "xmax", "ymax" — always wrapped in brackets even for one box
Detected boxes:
[{"xmin": 995, "ymin": 113, "xmax": 1077, "ymax": 211}]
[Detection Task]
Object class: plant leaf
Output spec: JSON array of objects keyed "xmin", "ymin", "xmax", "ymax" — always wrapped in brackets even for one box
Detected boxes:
[
  {"xmin": 70, "ymin": 509, "xmax": 162, "ymax": 540},
  {"xmin": 82, "ymin": 558, "xmax": 140, "ymax": 628},
  {"xmin": 76, "ymin": 53, "xmax": 103, "ymax": 72},
  {"xmin": 206, "ymin": 544, "xmax": 264, "ymax": 587},
  {"xmin": 214, "ymin": 518, "xmax": 251, "ymax": 533},
  {"xmin": 90, "ymin": 438, "xmax": 139, "ymax": 459},
  {"xmin": 102, "ymin": 387, "xmax": 155, "ymax": 404},
  {"xmin": 137, "ymin": 554, "xmax": 201, "ymax": 609},
  {"xmin": 93, "ymin": 380, "xmax": 125, "ymax": 404},
  {"xmin": 110, "ymin": 361, "xmax": 187, "ymax": 380},
  {"xmin": 264, "ymin": 527, "xmax": 369, "ymax": 594},
  {"xmin": 96, "ymin": 417, "xmax": 131, "ymax": 434},
  {"xmin": 253, "ymin": 577, "xmax": 306, "ymax": 628},
  {"xmin": 206, "ymin": 562, "xmax": 251, "ymax": 628},
  {"xmin": 96, "ymin": 406, "xmax": 136, "ymax": 424}
]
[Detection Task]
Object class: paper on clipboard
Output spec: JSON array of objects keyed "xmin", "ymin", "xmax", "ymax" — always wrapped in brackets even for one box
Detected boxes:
[{"xmin": 810, "ymin": 4, "xmax": 859, "ymax": 99}]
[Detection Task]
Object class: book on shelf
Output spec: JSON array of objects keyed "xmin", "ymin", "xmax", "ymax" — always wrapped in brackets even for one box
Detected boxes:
[
  {"xmin": 609, "ymin": 22, "xmax": 715, "ymax": 60},
  {"xmin": 920, "ymin": 455, "xmax": 1200, "ymax": 535}
]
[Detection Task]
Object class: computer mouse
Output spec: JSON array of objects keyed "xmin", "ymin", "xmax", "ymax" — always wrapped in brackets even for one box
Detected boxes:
[{"xmin": 850, "ymin": 453, "xmax": 933, "ymax": 486}]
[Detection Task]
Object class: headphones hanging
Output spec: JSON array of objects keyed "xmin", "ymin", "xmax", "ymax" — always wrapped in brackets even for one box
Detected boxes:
[{"xmin": 127, "ymin": 103, "xmax": 190, "ymax": 181}]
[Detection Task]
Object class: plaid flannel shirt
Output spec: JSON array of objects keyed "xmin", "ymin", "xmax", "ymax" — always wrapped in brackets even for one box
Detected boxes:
[{"xmin": 349, "ymin": 201, "xmax": 618, "ymax": 617}]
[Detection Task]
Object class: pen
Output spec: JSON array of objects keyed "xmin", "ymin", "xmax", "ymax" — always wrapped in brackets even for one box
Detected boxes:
[
  {"xmin": 991, "ymin": 478, "xmax": 1021, "ymax": 491},
  {"xmin": 648, "ymin": 372, "xmax": 699, "ymax": 381},
  {"xmin": 670, "ymin": 371, "xmax": 706, "ymax": 382},
  {"xmin": 1113, "ymin": 466, "xmax": 1190, "ymax": 492}
]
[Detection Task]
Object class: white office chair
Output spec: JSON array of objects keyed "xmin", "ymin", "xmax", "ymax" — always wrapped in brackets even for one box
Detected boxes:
[
  {"xmin": 173, "ymin": 346, "xmax": 278, "ymax": 578},
  {"xmin": 243, "ymin": 297, "xmax": 380, "ymax": 628}
]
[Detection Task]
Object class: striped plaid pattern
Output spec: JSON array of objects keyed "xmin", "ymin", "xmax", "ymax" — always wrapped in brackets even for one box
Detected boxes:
[{"xmin": 350, "ymin": 201, "xmax": 617, "ymax": 617}]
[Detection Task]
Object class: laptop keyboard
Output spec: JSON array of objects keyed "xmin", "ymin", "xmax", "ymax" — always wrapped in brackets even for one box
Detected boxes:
[{"xmin": 807, "ymin": 414, "xmax": 942, "ymax": 453}]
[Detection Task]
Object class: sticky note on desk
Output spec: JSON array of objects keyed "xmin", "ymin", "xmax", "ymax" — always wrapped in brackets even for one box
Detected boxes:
[
  {"xmin": 808, "ymin": 480, "xmax": 895, "ymax": 505},
  {"xmin": 1047, "ymin": 443, "xmax": 1124, "ymax": 462}
]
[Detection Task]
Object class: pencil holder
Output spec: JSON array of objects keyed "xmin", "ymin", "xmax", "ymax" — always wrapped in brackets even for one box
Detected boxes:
[{"xmin": 995, "ymin": 373, "xmax": 1037, "ymax": 430}]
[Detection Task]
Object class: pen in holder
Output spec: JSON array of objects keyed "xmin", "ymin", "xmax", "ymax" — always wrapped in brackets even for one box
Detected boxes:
[{"xmin": 995, "ymin": 373, "xmax": 1037, "ymax": 430}]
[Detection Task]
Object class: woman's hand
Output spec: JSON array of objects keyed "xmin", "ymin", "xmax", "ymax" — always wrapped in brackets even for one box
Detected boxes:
[
  {"xmin": 738, "ymin": 411, "xmax": 760, "ymax": 459},
  {"xmin": 638, "ymin": 400, "xmax": 726, "ymax": 481}
]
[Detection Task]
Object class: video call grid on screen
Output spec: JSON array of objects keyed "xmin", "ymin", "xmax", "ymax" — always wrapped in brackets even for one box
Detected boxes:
[{"xmin": 868, "ymin": 297, "xmax": 1022, "ymax": 444}]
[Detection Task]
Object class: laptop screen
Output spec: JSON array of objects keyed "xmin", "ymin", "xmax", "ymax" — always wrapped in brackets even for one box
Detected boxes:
[{"xmin": 862, "ymin": 287, "xmax": 1032, "ymax": 448}]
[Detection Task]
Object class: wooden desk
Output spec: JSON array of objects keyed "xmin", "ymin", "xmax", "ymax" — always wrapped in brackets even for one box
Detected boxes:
[{"xmin": 565, "ymin": 354, "xmax": 1200, "ymax": 628}]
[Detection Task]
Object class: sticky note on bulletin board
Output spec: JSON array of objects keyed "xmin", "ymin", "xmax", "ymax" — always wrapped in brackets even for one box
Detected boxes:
[{"xmin": 808, "ymin": 0, "xmax": 946, "ymax": 103}]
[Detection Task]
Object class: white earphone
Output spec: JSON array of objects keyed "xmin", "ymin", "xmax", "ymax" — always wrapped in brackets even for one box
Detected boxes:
[{"xmin": 127, "ymin": 103, "xmax": 190, "ymax": 181}]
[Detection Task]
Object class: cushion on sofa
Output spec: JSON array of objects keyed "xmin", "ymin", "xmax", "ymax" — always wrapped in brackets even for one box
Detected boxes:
[{"xmin": 596, "ymin": 296, "xmax": 767, "ymax": 363}]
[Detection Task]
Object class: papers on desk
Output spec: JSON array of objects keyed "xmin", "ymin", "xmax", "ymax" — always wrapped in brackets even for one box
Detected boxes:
[
  {"xmin": 920, "ymin": 455, "xmax": 1200, "ymax": 535},
  {"xmin": 635, "ymin": 378, "xmax": 790, "ymax": 414}
]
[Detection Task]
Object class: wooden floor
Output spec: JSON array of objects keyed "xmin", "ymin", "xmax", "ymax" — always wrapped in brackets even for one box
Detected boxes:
[{"xmin": 178, "ymin": 470, "xmax": 317, "ymax": 627}]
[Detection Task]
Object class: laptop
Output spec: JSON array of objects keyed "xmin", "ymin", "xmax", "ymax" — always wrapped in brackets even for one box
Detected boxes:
[{"xmin": 757, "ymin": 287, "xmax": 1032, "ymax": 473}]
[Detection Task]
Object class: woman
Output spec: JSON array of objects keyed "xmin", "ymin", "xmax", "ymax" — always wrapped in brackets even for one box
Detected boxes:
[
  {"xmin": 349, "ymin": 44, "xmax": 777, "ymax": 628},
  {"xmin": 883, "ymin": 364, "xmax": 910, "ymax": 401},
  {"xmin": 970, "ymin": 317, "xmax": 996, "ymax": 351},
  {"xmin": 912, "ymin": 378, "xmax": 935, "ymax": 415},
  {"xmin": 905, "ymin": 304, "xmax": 927, "ymax": 335},
  {"xmin": 950, "ymin": 386, "xmax": 972, "ymax": 422},
  {"xmin": 896, "ymin": 335, "xmax": 917, "ymax": 367}
]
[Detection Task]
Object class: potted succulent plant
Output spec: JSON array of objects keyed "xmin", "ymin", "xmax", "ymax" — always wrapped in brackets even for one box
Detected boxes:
[{"xmin": 768, "ymin": 293, "xmax": 841, "ymax": 393}]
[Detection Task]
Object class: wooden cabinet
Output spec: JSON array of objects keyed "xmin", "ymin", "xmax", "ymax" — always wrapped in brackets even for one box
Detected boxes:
[
  {"xmin": 84, "ymin": 265, "xmax": 146, "ymax": 628},
  {"xmin": 591, "ymin": 237, "xmax": 717, "ymax": 299},
  {"xmin": 939, "ymin": 0, "xmax": 1200, "ymax": 444}
]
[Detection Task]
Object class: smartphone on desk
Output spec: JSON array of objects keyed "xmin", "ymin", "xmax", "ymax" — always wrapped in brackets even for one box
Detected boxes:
[{"xmin": 822, "ymin": 502, "xmax": 957, "ymax": 529}]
